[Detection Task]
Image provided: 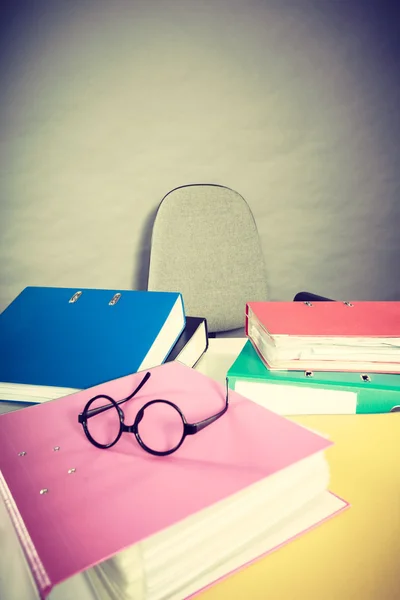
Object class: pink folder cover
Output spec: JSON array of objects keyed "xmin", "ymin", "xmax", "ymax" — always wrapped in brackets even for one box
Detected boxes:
[
  {"xmin": 246, "ymin": 301, "xmax": 400, "ymax": 373},
  {"xmin": 0, "ymin": 362, "xmax": 335, "ymax": 599}
]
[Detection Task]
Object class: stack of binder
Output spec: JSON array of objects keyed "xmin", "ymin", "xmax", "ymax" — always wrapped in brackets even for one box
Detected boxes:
[
  {"xmin": 0, "ymin": 286, "xmax": 209, "ymax": 406},
  {"xmin": 227, "ymin": 298, "xmax": 400, "ymax": 415},
  {"xmin": 10, "ymin": 287, "xmax": 398, "ymax": 598}
]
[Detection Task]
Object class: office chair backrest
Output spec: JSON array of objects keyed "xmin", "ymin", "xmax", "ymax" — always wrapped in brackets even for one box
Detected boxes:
[{"xmin": 147, "ymin": 184, "xmax": 268, "ymax": 333}]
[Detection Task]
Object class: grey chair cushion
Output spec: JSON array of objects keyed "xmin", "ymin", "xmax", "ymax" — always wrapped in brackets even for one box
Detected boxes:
[
  {"xmin": 148, "ymin": 184, "xmax": 268, "ymax": 332},
  {"xmin": 215, "ymin": 327, "xmax": 247, "ymax": 338}
]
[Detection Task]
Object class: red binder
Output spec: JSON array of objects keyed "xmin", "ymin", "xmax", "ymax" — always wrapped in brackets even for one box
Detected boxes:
[{"xmin": 246, "ymin": 300, "xmax": 400, "ymax": 373}]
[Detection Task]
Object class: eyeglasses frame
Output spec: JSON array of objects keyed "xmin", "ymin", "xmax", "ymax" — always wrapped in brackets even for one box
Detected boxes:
[{"xmin": 78, "ymin": 371, "xmax": 229, "ymax": 456}]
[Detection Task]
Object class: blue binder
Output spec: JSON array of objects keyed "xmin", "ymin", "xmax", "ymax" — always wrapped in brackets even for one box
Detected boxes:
[{"xmin": 0, "ymin": 286, "xmax": 185, "ymax": 403}]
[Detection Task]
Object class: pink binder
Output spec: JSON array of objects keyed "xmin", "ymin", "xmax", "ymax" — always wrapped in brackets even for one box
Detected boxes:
[{"xmin": 0, "ymin": 362, "xmax": 346, "ymax": 599}]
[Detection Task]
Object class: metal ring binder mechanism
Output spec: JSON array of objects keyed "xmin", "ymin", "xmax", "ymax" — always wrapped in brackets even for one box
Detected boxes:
[
  {"xmin": 303, "ymin": 300, "xmax": 354, "ymax": 307},
  {"xmin": 109, "ymin": 293, "xmax": 121, "ymax": 306},
  {"xmin": 69, "ymin": 291, "xmax": 82, "ymax": 303},
  {"xmin": 69, "ymin": 291, "xmax": 122, "ymax": 305}
]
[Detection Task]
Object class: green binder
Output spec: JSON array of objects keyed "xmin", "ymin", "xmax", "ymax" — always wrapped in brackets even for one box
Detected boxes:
[{"xmin": 227, "ymin": 341, "xmax": 400, "ymax": 414}]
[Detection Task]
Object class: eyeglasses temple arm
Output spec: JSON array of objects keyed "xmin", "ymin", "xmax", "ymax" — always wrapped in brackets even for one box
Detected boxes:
[
  {"xmin": 78, "ymin": 398, "xmax": 114, "ymax": 420},
  {"xmin": 116, "ymin": 371, "xmax": 152, "ymax": 406},
  {"xmin": 191, "ymin": 404, "xmax": 228, "ymax": 433},
  {"xmin": 79, "ymin": 372, "xmax": 152, "ymax": 420},
  {"xmin": 189, "ymin": 379, "xmax": 229, "ymax": 434}
]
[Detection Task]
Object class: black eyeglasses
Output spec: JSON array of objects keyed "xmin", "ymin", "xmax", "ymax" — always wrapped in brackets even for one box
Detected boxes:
[{"xmin": 78, "ymin": 372, "xmax": 229, "ymax": 456}]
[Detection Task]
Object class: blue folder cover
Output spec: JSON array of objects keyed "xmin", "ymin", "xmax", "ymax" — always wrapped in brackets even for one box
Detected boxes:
[{"xmin": 0, "ymin": 287, "xmax": 185, "ymax": 400}]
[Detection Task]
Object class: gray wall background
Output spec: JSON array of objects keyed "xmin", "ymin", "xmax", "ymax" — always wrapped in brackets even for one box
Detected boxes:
[{"xmin": 1, "ymin": 0, "xmax": 399, "ymax": 312}]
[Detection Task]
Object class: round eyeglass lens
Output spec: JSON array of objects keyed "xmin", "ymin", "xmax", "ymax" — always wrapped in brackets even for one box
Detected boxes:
[
  {"xmin": 137, "ymin": 401, "xmax": 185, "ymax": 454},
  {"xmin": 85, "ymin": 396, "xmax": 121, "ymax": 447}
]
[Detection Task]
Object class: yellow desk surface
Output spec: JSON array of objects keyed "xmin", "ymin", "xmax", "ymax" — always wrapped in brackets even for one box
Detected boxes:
[{"xmin": 199, "ymin": 414, "xmax": 400, "ymax": 600}]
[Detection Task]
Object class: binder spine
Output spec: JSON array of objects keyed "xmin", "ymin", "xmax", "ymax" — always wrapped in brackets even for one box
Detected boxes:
[
  {"xmin": 244, "ymin": 304, "xmax": 250, "ymax": 336},
  {"xmin": 0, "ymin": 472, "xmax": 51, "ymax": 599}
]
